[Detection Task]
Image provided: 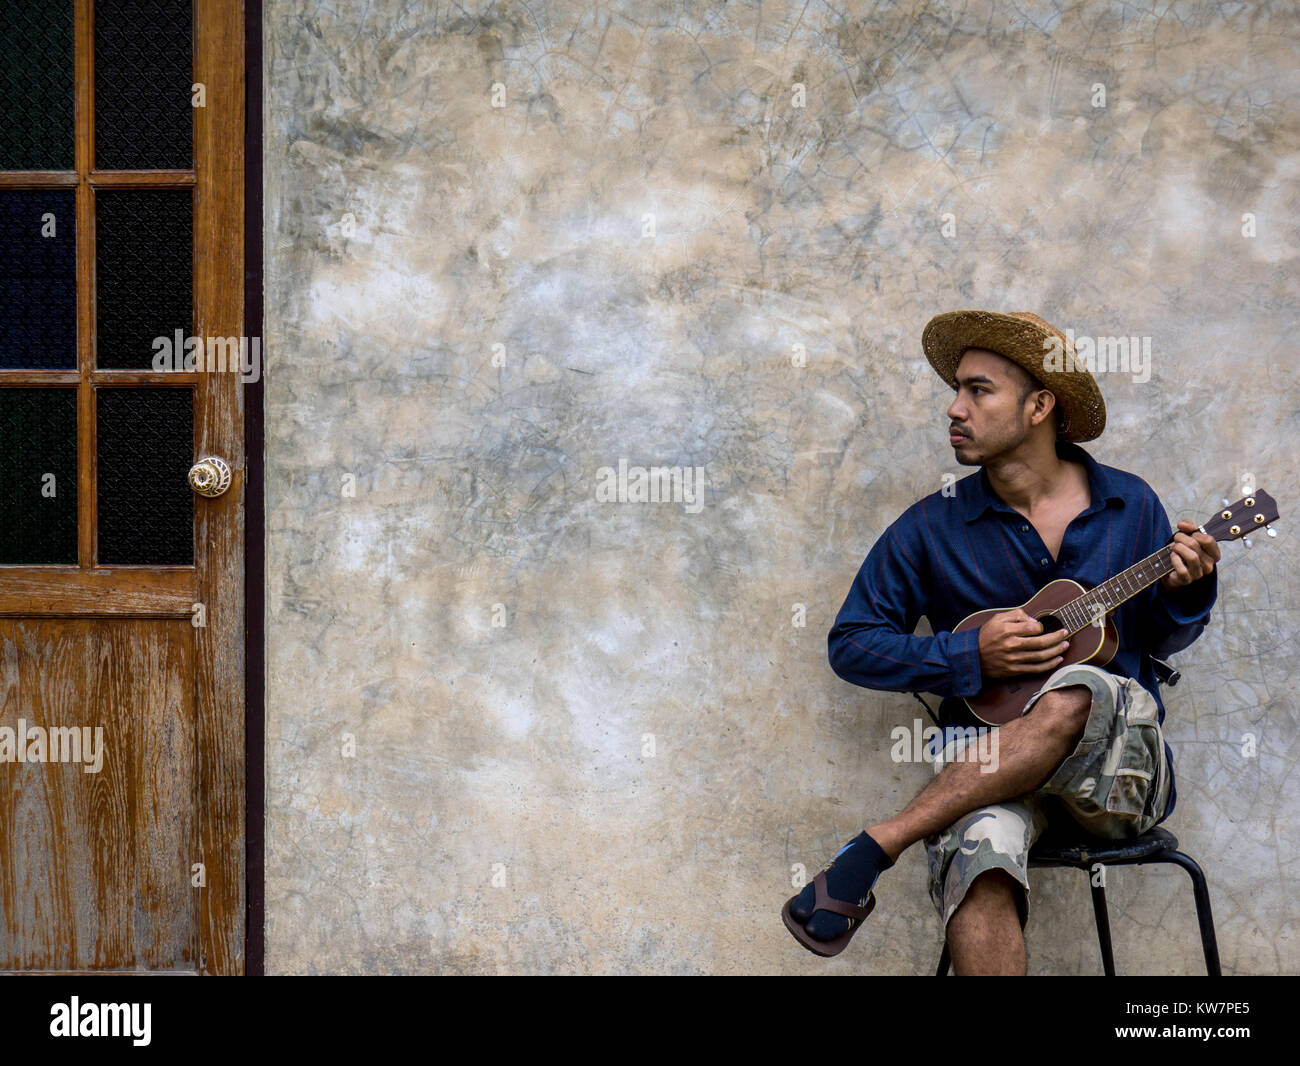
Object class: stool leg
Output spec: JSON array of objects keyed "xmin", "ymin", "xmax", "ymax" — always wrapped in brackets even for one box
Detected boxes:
[
  {"xmin": 1089, "ymin": 874, "xmax": 1116, "ymax": 976},
  {"xmin": 936, "ymin": 941, "xmax": 951, "ymax": 976},
  {"xmin": 1159, "ymin": 850, "xmax": 1223, "ymax": 977}
]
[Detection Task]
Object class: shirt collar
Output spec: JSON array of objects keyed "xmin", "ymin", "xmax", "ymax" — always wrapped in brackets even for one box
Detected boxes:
[{"xmin": 961, "ymin": 439, "xmax": 1123, "ymax": 523}]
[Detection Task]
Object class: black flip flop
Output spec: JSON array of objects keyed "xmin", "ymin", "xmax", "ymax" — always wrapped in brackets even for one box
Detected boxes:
[{"xmin": 781, "ymin": 871, "xmax": 876, "ymax": 957}]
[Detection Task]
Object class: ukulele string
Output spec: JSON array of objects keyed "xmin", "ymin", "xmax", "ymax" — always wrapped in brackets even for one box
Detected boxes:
[{"xmin": 1057, "ymin": 532, "xmax": 1262, "ymax": 638}]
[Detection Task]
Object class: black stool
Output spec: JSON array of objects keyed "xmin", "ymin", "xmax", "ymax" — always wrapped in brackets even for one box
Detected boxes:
[{"xmin": 935, "ymin": 826, "xmax": 1222, "ymax": 975}]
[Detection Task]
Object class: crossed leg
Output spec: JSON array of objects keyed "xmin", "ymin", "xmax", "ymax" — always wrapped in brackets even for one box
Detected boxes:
[
  {"xmin": 788, "ymin": 682, "xmax": 1094, "ymax": 961},
  {"xmin": 867, "ymin": 684, "xmax": 1092, "ymax": 860},
  {"xmin": 867, "ymin": 683, "xmax": 1094, "ymax": 977}
]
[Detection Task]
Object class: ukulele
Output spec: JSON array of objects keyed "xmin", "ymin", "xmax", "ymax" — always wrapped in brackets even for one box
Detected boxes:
[{"xmin": 954, "ymin": 490, "xmax": 1279, "ymax": 725}]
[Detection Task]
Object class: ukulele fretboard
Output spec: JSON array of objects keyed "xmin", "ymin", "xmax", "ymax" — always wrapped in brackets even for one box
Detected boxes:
[{"xmin": 1057, "ymin": 545, "xmax": 1178, "ymax": 635}]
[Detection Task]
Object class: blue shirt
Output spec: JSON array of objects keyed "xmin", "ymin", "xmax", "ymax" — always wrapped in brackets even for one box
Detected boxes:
[{"xmin": 827, "ymin": 439, "xmax": 1217, "ymax": 823}]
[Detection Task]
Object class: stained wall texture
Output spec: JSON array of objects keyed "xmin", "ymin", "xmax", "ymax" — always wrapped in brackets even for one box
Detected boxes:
[{"xmin": 263, "ymin": 1, "xmax": 1300, "ymax": 973}]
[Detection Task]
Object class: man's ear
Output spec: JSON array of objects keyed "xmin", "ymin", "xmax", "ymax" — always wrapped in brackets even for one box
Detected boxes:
[{"xmin": 1029, "ymin": 389, "xmax": 1057, "ymax": 429}]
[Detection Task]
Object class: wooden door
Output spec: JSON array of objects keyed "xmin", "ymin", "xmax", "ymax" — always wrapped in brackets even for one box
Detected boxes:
[{"xmin": 0, "ymin": 0, "xmax": 245, "ymax": 974}]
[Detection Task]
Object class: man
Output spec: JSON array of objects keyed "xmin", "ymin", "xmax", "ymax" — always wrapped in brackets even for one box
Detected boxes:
[{"xmin": 781, "ymin": 310, "xmax": 1220, "ymax": 975}]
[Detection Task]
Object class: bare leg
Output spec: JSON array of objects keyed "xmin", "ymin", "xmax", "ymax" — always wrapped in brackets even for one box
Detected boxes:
[
  {"xmin": 946, "ymin": 869, "xmax": 1026, "ymax": 975},
  {"xmin": 785, "ymin": 684, "xmax": 1090, "ymax": 948},
  {"xmin": 868, "ymin": 684, "xmax": 1091, "ymax": 861}
]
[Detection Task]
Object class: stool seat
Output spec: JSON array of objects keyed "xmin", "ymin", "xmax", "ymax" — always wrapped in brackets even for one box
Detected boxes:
[{"xmin": 1030, "ymin": 826, "xmax": 1179, "ymax": 866}]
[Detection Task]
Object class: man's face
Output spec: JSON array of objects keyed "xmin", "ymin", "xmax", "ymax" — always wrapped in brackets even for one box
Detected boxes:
[{"xmin": 946, "ymin": 348, "xmax": 1042, "ymax": 465}]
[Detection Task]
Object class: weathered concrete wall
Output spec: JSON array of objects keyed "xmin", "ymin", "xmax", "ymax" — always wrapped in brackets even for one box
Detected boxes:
[{"xmin": 262, "ymin": 0, "xmax": 1300, "ymax": 973}]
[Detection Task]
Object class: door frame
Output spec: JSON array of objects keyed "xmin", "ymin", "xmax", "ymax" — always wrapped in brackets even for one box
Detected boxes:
[
  {"xmin": 243, "ymin": 0, "xmax": 264, "ymax": 978},
  {"xmin": 193, "ymin": 0, "xmax": 248, "ymax": 976}
]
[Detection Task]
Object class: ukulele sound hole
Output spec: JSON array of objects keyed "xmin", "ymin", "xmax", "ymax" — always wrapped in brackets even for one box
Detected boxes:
[{"xmin": 1035, "ymin": 613, "xmax": 1065, "ymax": 634}]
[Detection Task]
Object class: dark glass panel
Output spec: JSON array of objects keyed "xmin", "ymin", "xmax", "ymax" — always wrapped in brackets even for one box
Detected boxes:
[
  {"xmin": 0, "ymin": 387, "xmax": 78, "ymax": 564},
  {"xmin": 94, "ymin": 0, "xmax": 194, "ymax": 170},
  {"xmin": 97, "ymin": 387, "xmax": 193, "ymax": 565},
  {"xmin": 0, "ymin": 189, "xmax": 77, "ymax": 369},
  {"xmin": 95, "ymin": 190, "xmax": 192, "ymax": 369},
  {"xmin": 0, "ymin": 0, "xmax": 75, "ymax": 170}
]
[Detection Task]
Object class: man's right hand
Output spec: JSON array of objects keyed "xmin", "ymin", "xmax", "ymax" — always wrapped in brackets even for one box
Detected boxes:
[{"xmin": 977, "ymin": 608, "xmax": 1069, "ymax": 678}]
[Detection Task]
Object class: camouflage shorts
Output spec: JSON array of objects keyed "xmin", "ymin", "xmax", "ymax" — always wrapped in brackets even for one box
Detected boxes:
[{"xmin": 925, "ymin": 663, "xmax": 1171, "ymax": 929}]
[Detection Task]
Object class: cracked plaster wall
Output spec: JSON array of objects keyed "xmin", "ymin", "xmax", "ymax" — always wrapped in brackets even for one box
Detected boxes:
[{"xmin": 263, "ymin": 0, "xmax": 1300, "ymax": 973}]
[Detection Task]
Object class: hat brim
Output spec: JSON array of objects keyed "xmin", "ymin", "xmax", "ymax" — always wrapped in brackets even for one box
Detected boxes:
[{"xmin": 921, "ymin": 310, "xmax": 1106, "ymax": 442}]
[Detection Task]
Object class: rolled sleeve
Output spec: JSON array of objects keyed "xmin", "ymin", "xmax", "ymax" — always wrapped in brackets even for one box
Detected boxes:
[{"xmin": 945, "ymin": 625, "xmax": 984, "ymax": 698}]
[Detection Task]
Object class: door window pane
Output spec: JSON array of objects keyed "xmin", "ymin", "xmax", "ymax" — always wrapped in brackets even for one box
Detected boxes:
[
  {"xmin": 0, "ymin": 189, "xmax": 77, "ymax": 369},
  {"xmin": 0, "ymin": 387, "xmax": 78, "ymax": 564},
  {"xmin": 95, "ymin": 190, "xmax": 192, "ymax": 369},
  {"xmin": 96, "ymin": 387, "xmax": 193, "ymax": 564},
  {"xmin": 94, "ymin": 0, "xmax": 194, "ymax": 170},
  {"xmin": 0, "ymin": 0, "xmax": 75, "ymax": 170}
]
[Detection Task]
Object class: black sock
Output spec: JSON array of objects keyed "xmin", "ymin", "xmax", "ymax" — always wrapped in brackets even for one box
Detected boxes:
[{"xmin": 791, "ymin": 831, "xmax": 894, "ymax": 941}]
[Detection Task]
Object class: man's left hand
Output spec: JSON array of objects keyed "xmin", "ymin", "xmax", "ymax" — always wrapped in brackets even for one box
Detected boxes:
[{"xmin": 1160, "ymin": 520, "xmax": 1221, "ymax": 590}]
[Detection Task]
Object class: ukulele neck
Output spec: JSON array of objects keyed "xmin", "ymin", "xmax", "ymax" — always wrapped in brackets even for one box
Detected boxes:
[{"xmin": 1059, "ymin": 544, "xmax": 1180, "ymax": 636}]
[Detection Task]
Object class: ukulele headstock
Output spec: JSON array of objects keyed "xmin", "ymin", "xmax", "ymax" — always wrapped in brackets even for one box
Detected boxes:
[{"xmin": 1200, "ymin": 489, "xmax": 1280, "ymax": 545}]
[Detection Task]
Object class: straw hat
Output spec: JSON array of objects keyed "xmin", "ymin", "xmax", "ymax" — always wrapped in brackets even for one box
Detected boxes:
[{"xmin": 921, "ymin": 310, "xmax": 1106, "ymax": 442}]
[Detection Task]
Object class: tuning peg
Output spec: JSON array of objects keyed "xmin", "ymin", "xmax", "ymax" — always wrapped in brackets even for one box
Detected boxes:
[
  {"xmin": 1243, "ymin": 485, "xmax": 1255, "ymax": 496},
  {"xmin": 1222, "ymin": 498, "xmax": 1231, "ymax": 507},
  {"xmin": 1244, "ymin": 538, "xmax": 1252, "ymax": 548},
  {"xmin": 1267, "ymin": 526, "xmax": 1277, "ymax": 538}
]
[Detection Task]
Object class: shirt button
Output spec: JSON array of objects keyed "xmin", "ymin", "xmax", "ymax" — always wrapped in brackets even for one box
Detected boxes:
[
  {"xmin": 1021, "ymin": 524, "xmax": 1029, "ymax": 532},
  {"xmin": 1040, "ymin": 557, "xmax": 1050, "ymax": 566}
]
